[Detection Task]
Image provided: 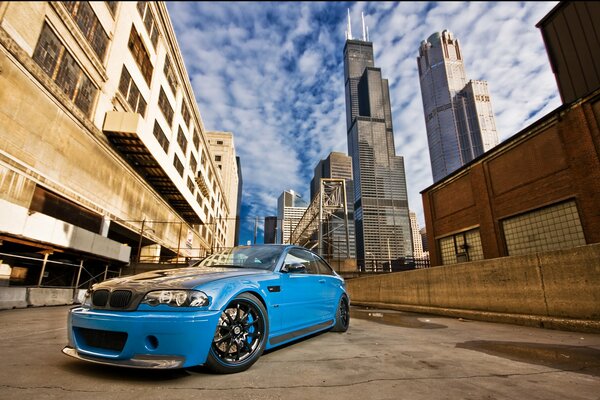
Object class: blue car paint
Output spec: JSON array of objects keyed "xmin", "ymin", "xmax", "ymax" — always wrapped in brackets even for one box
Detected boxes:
[{"xmin": 64, "ymin": 245, "xmax": 348, "ymax": 369}]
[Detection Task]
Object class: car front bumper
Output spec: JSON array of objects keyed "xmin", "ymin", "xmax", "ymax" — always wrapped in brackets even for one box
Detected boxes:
[{"xmin": 64, "ymin": 306, "xmax": 222, "ymax": 369}]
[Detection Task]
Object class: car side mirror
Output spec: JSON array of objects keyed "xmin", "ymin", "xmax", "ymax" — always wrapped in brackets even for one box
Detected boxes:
[{"xmin": 281, "ymin": 263, "xmax": 306, "ymax": 273}]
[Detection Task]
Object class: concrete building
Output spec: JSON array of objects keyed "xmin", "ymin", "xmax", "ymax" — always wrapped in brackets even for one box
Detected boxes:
[
  {"xmin": 263, "ymin": 216, "xmax": 277, "ymax": 244},
  {"xmin": 421, "ymin": 2, "xmax": 600, "ymax": 267},
  {"xmin": 277, "ymin": 190, "xmax": 308, "ymax": 245},
  {"xmin": 206, "ymin": 131, "xmax": 240, "ymax": 250},
  {"xmin": 0, "ymin": 2, "xmax": 232, "ymax": 287},
  {"xmin": 409, "ymin": 212, "xmax": 425, "ymax": 259},
  {"xmin": 418, "ymin": 30, "xmax": 499, "ymax": 183},
  {"xmin": 343, "ymin": 14, "xmax": 413, "ymax": 270},
  {"xmin": 310, "ymin": 152, "xmax": 356, "ymax": 259}
]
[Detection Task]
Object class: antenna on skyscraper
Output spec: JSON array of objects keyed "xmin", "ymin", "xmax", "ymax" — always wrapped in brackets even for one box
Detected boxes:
[
  {"xmin": 361, "ymin": 12, "xmax": 367, "ymax": 41},
  {"xmin": 366, "ymin": 26, "xmax": 370, "ymax": 41},
  {"xmin": 346, "ymin": 9, "xmax": 353, "ymax": 40}
]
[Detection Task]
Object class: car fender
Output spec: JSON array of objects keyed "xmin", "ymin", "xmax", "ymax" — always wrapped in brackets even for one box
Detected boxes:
[{"xmin": 196, "ymin": 277, "xmax": 271, "ymax": 312}]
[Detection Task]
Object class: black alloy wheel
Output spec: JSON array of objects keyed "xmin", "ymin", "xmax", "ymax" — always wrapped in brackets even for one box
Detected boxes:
[
  {"xmin": 331, "ymin": 295, "xmax": 350, "ymax": 332},
  {"xmin": 206, "ymin": 293, "xmax": 268, "ymax": 373}
]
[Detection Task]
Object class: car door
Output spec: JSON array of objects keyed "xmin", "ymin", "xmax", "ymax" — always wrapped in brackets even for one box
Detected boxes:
[
  {"xmin": 278, "ymin": 248, "xmax": 323, "ymax": 332},
  {"xmin": 312, "ymin": 254, "xmax": 340, "ymax": 320}
]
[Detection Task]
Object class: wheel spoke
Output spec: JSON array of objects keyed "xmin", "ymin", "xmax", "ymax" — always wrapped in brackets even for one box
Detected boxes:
[{"xmin": 214, "ymin": 333, "xmax": 232, "ymax": 344}]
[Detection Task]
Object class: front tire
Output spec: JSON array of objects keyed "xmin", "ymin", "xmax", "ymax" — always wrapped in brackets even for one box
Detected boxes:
[
  {"xmin": 331, "ymin": 295, "xmax": 349, "ymax": 332},
  {"xmin": 205, "ymin": 293, "xmax": 268, "ymax": 374}
]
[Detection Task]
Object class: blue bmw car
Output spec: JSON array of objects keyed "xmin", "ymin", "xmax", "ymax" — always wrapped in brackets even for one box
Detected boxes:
[{"xmin": 63, "ymin": 245, "xmax": 350, "ymax": 373}]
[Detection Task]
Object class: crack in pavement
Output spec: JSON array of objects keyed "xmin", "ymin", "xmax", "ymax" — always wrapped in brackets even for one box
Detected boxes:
[{"xmin": 2, "ymin": 367, "xmax": 593, "ymax": 393}]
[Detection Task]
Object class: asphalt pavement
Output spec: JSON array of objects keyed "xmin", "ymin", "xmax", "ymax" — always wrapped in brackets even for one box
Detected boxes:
[{"xmin": 1, "ymin": 305, "xmax": 599, "ymax": 399}]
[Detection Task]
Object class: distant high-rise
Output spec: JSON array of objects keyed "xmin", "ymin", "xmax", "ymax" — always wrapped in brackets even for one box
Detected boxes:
[
  {"xmin": 277, "ymin": 190, "xmax": 308, "ymax": 244},
  {"xmin": 409, "ymin": 212, "xmax": 425, "ymax": 259},
  {"xmin": 418, "ymin": 30, "xmax": 499, "ymax": 182},
  {"xmin": 343, "ymin": 12, "xmax": 413, "ymax": 267},
  {"xmin": 311, "ymin": 152, "xmax": 356, "ymax": 259},
  {"xmin": 207, "ymin": 131, "xmax": 240, "ymax": 248}
]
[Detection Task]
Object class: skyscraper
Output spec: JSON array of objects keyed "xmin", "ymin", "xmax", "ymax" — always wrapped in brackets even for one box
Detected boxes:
[
  {"xmin": 277, "ymin": 190, "xmax": 308, "ymax": 244},
  {"xmin": 418, "ymin": 30, "xmax": 499, "ymax": 182},
  {"xmin": 343, "ymin": 12, "xmax": 413, "ymax": 268},
  {"xmin": 310, "ymin": 152, "xmax": 356, "ymax": 259}
]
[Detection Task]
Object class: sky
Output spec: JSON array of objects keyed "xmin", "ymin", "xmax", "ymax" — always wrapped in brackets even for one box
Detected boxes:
[{"xmin": 166, "ymin": 1, "xmax": 561, "ymax": 246}]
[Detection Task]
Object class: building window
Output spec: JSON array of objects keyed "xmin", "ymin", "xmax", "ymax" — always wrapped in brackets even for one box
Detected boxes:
[
  {"xmin": 158, "ymin": 88, "xmax": 174, "ymax": 125},
  {"xmin": 217, "ymin": 140, "xmax": 223, "ymax": 145},
  {"xmin": 163, "ymin": 56, "xmax": 177, "ymax": 95},
  {"xmin": 173, "ymin": 155, "xmax": 184, "ymax": 177},
  {"xmin": 33, "ymin": 23, "xmax": 98, "ymax": 116},
  {"xmin": 177, "ymin": 127, "xmax": 188, "ymax": 154},
  {"xmin": 152, "ymin": 121, "xmax": 169, "ymax": 153},
  {"xmin": 187, "ymin": 177, "xmax": 195, "ymax": 194},
  {"xmin": 136, "ymin": 1, "xmax": 159, "ymax": 48},
  {"xmin": 181, "ymin": 102, "xmax": 191, "ymax": 127},
  {"xmin": 192, "ymin": 131, "xmax": 200, "ymax": 151},
  {"xmin": 128, "ymin": 26, "xmax": 153, "ymax": 85},
  {"xmin": 118, "ymin": 66, "xmax": 146, "ymax": 116},
  {"xmin": 502, "ymin": 200, "xmax": 586, "ymax": 256},
  {"xmin": 190, "ymin": 154, "xmax": 197, "ymax": 174},
  {"xmin": 105, "ymin": 1, "xmax": 118, "ymax": 16},
  {"xmin": 201, "ymin": 149, "xmax": 206, "ymax": 166},
  {"xmin": 215, "ymin": 155, "xmax": 222, "ymax": 162},
  {"xmin": 438, "ymin": 228, "xmax": 483, "ymax": 265},
  {"xmin": 63, "ymin": 2, "xmax": 109, "ymax": 61}
]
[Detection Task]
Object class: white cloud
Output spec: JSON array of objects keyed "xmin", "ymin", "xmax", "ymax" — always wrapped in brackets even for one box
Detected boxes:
[{"xmin": 167, "ymin": 1, "xmax": 561, "ymax": 241}]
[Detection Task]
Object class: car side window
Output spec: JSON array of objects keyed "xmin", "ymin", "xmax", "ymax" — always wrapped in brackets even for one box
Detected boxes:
[
  {"xmin": 284, "ymin": 249, "xmax": 318, "ymax": 274},
  {"xmin": 313, "ymin": 255, "xmax": 335, "ymax": 275}
]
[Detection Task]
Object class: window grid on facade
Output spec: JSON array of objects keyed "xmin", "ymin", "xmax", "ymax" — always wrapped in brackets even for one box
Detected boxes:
[
  {"xmin": 136, "ymin": 2, "xmax": 159, "ymax": 48},
  {"xmin": 438, "ymin": 228, "xmax": 483, "ymax": 265},
  {"xmin": 32, "ymin": 23, "xmax": 97, "ymax": 116},
  {"xmin": 163, "ymin": 57, "xmax": 178, "ymax": 95},
  {"xmin": 127, "ymin": 26, "xmax": 153, "ymax": 85},
  {"xmin": 63, "ymin": 1, "xmax": 109, "ymax": 61},
  {"xmin": 502, "ymin": 200, "xmax": 586, "ymax": 257},
  {"xmin": 152, "ymin": 121, "xmax": 169, "ymax": 153},
  {"xmin": 158, "ymin": 88, "xmax": 174, "ymax": 126},
  {"xmin": 118, "ymin": 66, "xmax": 146, "ymax": 117}
]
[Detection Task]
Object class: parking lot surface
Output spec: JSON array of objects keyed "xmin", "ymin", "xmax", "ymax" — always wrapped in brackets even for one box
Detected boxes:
[{"xmin": 1, "ymin": 305, "xmax": 599, "ymax": 399}]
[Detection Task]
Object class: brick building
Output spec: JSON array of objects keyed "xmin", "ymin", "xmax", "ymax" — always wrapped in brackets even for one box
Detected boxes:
[{"xmin": 421, "ymin": 1, "xmax": 600, "ymax": 267}]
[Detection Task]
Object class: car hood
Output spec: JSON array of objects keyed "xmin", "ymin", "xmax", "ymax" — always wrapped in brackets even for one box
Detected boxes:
[{"xmin": 94, "ymin": 266, "xmax": 270, "ymax": 290}]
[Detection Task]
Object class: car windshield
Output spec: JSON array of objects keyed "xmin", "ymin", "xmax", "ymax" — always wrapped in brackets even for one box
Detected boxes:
[{"xmin": 197, "ymin": 246, "xmax": 284, "ymax": 270}]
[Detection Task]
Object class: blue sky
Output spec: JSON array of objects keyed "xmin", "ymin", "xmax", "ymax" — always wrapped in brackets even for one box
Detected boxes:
[{"xmin": 166, "ymin": 1, "xmax": 561, "ymax": 246}]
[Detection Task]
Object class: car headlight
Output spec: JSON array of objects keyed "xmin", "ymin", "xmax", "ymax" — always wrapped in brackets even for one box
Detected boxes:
[
  {"xmin": 141, "ymin": 290, "xmax": 209, "ymax": 307},
  {"xmin": 82, "ymin": 290, "xmax": 92, "ymax": 308}
]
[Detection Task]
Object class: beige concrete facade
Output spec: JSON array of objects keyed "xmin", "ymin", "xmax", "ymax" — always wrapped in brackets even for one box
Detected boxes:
[{"xmin": 0, "ymin": 2, "xmax": 233, "ymax": 285}]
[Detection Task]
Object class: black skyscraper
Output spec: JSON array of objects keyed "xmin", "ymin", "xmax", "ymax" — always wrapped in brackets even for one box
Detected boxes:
[{"xmin": 343, "ymin": 13, "xmax": 413, "ymax": 269}]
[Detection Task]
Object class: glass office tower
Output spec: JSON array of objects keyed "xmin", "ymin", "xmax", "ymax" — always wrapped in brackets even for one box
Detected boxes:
[
  {"xmin": 418, "ymin": 30, "xmax": 499, "ymax": 182},
  {"xmin": 343, "ymin": 34, "xmax": 413, "ymax": 269}
]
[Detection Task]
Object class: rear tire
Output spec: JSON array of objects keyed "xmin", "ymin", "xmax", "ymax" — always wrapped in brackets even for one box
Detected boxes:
[
  {"xmin": 331, "ymin": 295, "xmax": 349, "ymax": 332},
  {"xmin": 205, "ymin": 293, "xmax": 268, "ymax": 374}
]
